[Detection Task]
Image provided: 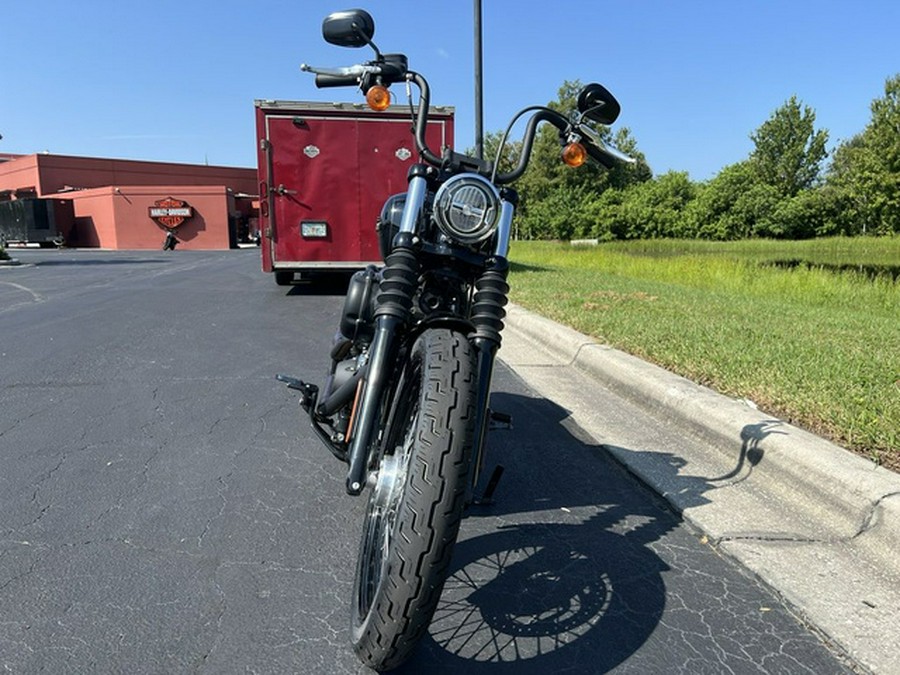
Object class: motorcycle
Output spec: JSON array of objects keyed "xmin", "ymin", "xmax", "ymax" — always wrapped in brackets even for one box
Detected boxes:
[
  {"xmin": 162, "ymin": 229, "xmax": 179, "ymax": 250},
  {"xmin": 278, "ymin": 8, "xmax": 628, "ymax": 671}
]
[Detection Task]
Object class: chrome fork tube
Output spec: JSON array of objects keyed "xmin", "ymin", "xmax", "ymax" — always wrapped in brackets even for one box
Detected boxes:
[
  {"xmin": 493, "ymin": 195, "xmax": 516, "ymax": 257},
  {"xmin": 399, "ymin": 173, "xmax": 428, "ymax": 235}
]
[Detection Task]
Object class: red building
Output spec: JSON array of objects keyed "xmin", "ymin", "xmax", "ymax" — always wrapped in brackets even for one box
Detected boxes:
[{"xmin": 0, "ymin": 153, "xmax": 258, "ymax": 249}]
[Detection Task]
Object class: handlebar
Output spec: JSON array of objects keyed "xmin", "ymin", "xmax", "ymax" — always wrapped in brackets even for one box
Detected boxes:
[
  {"xmin": 494, "ymin": 108, "xmax": 568, "ymax": 184},
  {"xmin": 301, "ymin": 61, "xmax": 627, "ymax": 182}
]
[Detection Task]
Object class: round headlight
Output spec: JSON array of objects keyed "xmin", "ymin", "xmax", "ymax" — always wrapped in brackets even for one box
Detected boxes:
[{"xmin": 432, "ymin": 174, "xmax": 501, "ymax": 245}]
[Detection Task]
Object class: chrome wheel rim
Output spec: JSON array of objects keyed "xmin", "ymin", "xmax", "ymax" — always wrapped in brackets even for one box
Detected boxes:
[{"xmin": 356, "ymin": 373, "xmax": 420, "ymax": 617}]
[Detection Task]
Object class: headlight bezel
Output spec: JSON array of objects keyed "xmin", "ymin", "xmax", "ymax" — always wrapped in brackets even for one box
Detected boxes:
[{"xmin": 432, "ymin": 173, "xmax": 502, "ymax": 246}]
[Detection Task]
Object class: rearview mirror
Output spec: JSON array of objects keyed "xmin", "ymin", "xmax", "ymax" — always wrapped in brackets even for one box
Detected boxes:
[
  {"xmin": 322, "ymin": 9, "xmax": 376, "ymax": 48},
  {"xmin": 577, "ymin": 83, "xmax": 621, "ymax": 126}
]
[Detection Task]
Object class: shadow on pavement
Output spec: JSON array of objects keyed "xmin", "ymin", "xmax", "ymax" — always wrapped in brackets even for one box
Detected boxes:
[{"xmin": 395, "ymin": 391, "xmax": 717, "ymax": 674}]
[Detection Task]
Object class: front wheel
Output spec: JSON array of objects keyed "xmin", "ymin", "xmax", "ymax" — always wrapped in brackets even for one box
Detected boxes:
[{"xmin": 351, "ymin": 329, "xmax": 478, "ymax": 671}]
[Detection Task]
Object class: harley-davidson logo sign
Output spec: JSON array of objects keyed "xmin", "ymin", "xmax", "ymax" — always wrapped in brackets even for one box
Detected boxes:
[{"xmin": 149, "ymin": 197, "xmax": 193, "ymax": 229}]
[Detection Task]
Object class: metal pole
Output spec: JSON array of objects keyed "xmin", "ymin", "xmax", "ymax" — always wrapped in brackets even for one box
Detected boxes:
[{"xmin": 474, "ymin": 0, "xmax": 484, "ymax": 160}]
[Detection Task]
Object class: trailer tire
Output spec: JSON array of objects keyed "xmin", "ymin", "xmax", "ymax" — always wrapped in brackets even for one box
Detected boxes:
[{"xmin": 274, "ymin": 270, "xmax": 294, "ymax": 286}]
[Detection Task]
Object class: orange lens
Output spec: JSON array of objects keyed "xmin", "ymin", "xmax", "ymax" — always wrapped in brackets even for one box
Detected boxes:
[
  {"xmin": 562, "ymin": 142, "xmax": 588, "ymax": 167},
  {"xmin": 366, "ymin": 85, "xmax": 391, "ymax": 111}
]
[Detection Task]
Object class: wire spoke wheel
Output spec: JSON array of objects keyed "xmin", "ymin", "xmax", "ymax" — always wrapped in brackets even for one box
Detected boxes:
[{"xmin": 356, "ymin": 376, "xmax": 420, "ymax": 616}]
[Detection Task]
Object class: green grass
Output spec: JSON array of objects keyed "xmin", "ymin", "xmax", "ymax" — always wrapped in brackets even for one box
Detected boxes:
[
  {"xmin": 508, "ymin": 237, "xmax": 900, "ymax": 467},
  {"xmin": 590, "ymin": 236, "xmax": 900, "ymax": 267}
]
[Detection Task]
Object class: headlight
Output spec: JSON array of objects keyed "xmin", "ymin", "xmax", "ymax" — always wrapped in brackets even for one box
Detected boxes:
[{"xmin": 432, "ymin": 174, "xmax": 501, "ymax": 245}]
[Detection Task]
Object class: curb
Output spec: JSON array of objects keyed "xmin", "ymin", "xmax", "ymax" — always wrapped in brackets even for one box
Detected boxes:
[
  {"xmin": 501, "ymin": 302, "xmax": 900, "ymax": 673},
  {"xmin": 503, "ymin": 304, "xmax": 900, "ymax": 570}
]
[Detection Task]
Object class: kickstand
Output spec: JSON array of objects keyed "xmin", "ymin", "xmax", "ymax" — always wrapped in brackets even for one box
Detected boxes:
[{"xmin": 473, "ymin": 465, "xmax": 504, "ymax": 506}]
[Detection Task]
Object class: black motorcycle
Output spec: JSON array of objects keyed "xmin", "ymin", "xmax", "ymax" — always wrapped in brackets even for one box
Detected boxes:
[{"xmin": 279, "ymin": 8, "xmax": 627, "ymax": 670}]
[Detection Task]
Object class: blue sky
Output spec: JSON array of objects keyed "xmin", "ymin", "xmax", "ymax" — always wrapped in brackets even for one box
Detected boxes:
[{"xmin": 3, "ymin": 1, "xmax": 898, "ymax": 180}]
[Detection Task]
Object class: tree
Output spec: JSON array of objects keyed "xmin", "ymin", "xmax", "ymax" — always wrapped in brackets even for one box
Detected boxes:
[
  {"xmin": 480, "ymin": 130, "xmax": 523, "ymax": 177},
  {"xmin": 868, "ymin": 73, "xmax": 900, "ymax": 174},
  {"xmin": 683, "ymin": 162, "xmax": 759, "ymax": 239},
  {"xmin": 612, "ymin": 171, "xmax": 696, "ymax": 239},
  {"xmin": 517, "ymin": 184, "xmax": 600, "ymax": 240},
  {"xmin": 749, "ymin": 95, "xmax": 828, "ymax": 197},
  {"xmin": 826, "ymin": 134, "xmax": 881, "ymax": 234},
  {"xmin": 768, "ymin": 188, "xmax": 838, "ymax": 239},
  {"xmin": 825, "ymin": 74, "xmax": 900, "ymax": 234},
  {"xmin": 680, "ymin": 97, "xmax": 829, "ymax": 239}
]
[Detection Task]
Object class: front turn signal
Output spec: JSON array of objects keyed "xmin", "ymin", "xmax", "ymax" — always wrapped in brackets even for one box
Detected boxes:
[
  {"xmin": 366, "ymin": 85, "xmax": 391, "ymax": 111},
  {"xmin": 562, "ymin": 142, "xmax": 588, "ymax": 167}
]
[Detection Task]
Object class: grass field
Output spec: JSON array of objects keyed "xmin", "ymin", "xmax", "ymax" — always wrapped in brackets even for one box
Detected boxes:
[{"xmin": 507, "ymin": 237, "xmax": 900, "ymax": 469}]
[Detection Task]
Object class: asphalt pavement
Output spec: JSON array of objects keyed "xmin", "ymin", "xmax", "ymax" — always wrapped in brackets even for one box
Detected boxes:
[
  {"xmin": 500, "ymin": 303, "xmax": 900, "ymax": 675},
  {"xmin": 0, "ymin": 248, "xmax": 889, "ymax": 673}
]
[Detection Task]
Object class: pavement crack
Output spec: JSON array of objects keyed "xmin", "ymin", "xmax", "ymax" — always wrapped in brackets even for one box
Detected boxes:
[
  {"xmin": 852, "ymin": 490, "xmax": 900, "ymax": 540},
  {"xmin": 1, "ymin": 407, "xmax": 48, "ymax": 440},
  {"xmin": 0, "ymin": 559, "xmax": 39, "ymax": 592},
  {"xmin": 712, "ymin": 532, "xmax": 827, "ymax": 545},
  {"xmin": 197, "ymin": 473, "xmax": 231, "ymax": 548},
  {"xmin": 17, "ymin": 455, "xmax": 68, "ymax": 528},
  {"xmin": 198, "ymin": 567, "xmax": 228, "ymax": 666}
]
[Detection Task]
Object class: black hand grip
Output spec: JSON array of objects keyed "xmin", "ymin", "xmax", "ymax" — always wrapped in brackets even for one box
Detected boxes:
[{"xmin": 315, "ymin": 73, "xmax": 359, "ymax": 88}]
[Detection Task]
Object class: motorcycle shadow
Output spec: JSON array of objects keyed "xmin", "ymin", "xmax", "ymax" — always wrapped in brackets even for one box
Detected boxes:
[{"xmin": 395, "ymin": 390, "xmax": 713, "ymax": 674}]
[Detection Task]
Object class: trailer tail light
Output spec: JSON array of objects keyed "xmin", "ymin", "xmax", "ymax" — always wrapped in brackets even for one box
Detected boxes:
[{"xmin": 301, "ymin": 221, "xmax": 328, "ymax": 238}]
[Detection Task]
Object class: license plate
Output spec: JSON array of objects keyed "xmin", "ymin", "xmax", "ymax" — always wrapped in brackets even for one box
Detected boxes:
[{"xmin": 301, "ymin": 221, "xmax": 328, "ymax": 238}]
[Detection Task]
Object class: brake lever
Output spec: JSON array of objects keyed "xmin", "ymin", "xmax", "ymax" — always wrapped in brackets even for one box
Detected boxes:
[
  {"xmin": 577, "ymin": 123, "xmax": 637, "ymax": 165},
  {"xmin": 299, "ymin": 63, "xmax": 382, "ymax": 77}
]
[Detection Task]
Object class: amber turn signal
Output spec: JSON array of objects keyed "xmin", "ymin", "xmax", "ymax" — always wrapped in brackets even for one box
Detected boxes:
[
  {"xmin": 366, "ymin": 85, "xmax": 391, "ymax": 111},
  {"xmin": 562, "ymin": 142, "xmax": 588, "ymax": 167}
]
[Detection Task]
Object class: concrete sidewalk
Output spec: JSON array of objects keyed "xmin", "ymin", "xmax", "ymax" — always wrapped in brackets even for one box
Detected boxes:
[{"xmin": 499, "ymin": 303, "xmax": 900, "ymax": 674}]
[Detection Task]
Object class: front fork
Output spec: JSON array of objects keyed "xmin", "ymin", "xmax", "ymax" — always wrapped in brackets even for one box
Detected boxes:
[
  {"xmin": 343, "ymin": 247, "xmax": 419, "ymax": 495},
  {"xmin": 342, "ymin": 174, "xmax": 515, "ymax": 498},
  {"xmin": 467, "ymin": 189, "xmax": 516, "ymax": 499},
  {"xmin": 342, "ymin": 167, "xmax": 430, "ymax": 495},
  {"xmin": 468, "ymin": 255, "xmax": 510, "ymax": 500}
]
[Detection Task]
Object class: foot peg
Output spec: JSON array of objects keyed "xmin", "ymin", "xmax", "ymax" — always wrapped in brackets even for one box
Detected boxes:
[
  {"xmin": 277, "ymin": 374, "xmax": 348, "ymax": 464},
  {"xmin": 276, "ymin": 374, "xmax": 318, "ymax": 412}
]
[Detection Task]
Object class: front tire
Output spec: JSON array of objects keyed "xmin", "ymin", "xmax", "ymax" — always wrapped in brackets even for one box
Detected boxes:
[{"xmin": 351, "ymin": 329, "xmax": 477, "ymax": 671}]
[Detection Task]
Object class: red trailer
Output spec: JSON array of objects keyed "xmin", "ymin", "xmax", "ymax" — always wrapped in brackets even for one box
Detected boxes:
[{"xmin": 255, "ymin": 100, "xmax": 454, "ymax": 284}]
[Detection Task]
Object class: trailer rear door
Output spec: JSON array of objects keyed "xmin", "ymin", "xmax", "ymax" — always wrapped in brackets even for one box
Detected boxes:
[{"xmin": 259, "ymin": 103, "xmax": 453, "ymax": 272}]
